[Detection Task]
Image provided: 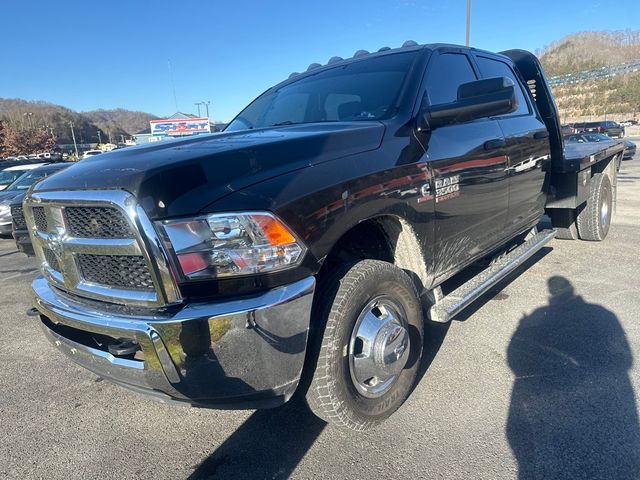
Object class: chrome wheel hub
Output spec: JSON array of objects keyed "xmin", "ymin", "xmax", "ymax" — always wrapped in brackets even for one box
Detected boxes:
[
  {"xmin": 349, "ymin": 296, "xmax": 410, "ymax": 398},
  {"xmin": 601, "ymin": 196, "xmax": 610, "ymax": 228}
]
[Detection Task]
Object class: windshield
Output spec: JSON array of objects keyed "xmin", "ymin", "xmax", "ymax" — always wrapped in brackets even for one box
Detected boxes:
[
  {"xmin": 584, "ymin": 133, "xmax": 612, "ymax": 142},
  {"xmin": 6, "ymin": 169, "xmax": 50, "ymax": 191},
  {"xmin": 568, "ymin": 133, "xmax": 613, "ymax": 143},
  {"xmin": 226, "ymin": 51, "xmax": 418, "ymax": 131},
  {"xmin": 0, "ymin": 169, "xmax": 26, "ymax": 187}
]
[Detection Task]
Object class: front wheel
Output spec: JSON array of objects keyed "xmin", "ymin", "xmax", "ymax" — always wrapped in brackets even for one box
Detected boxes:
[{"xmin": 303, "ymin": 260, "xmax": 424, "ymax": 430}]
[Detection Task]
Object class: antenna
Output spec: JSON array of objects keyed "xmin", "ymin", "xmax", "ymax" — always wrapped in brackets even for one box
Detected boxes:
[
  {"xmin": 466, "ymin": 0, "xmax": 471, "ymax": 46},
  {"xmin": 168, "ymin": 60, "xmax": 179, "ymax": 112}
]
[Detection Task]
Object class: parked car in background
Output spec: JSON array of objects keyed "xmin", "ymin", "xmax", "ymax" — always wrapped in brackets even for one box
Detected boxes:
[
  {"xmin": 81, "ymin": 149, "xmax": 103, "ymax": 159},
  {"xmin": 623, "ymin": 140, "xmax": 636, "ymax": 159},
  {"xmin": 7, "ymin": 163, "xmax": 73, "ymax": 245},
  {"xmin": 565, "ymin": 133, "xmax": 623, "ymax": 170},
  {"xmin": 0, "ymin": 163, "xmax": 47, "ymax": 191},
  {"xmin": 0, "ymin": 158, "xmax": 37, "ymax": 170},
  {"xmin": 572, "ymin": 121, "xmax": 625, "ymax": 138},
  {"xmin": 566, "ymin": 133, "xmax": 615, "ymax": 144},
  {"xmin": 36, "ymin": 152, "xmax": 60, "ymax": 161},
  {"xmin": 561, "ymin": 124, "xmax": 574, "ymax": 136}
]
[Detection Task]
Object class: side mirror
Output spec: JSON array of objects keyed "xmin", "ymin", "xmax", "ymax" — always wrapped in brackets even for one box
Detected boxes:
[{"xmin": 425, "ymin": 77, "xmax": 518, "ymax": 128}]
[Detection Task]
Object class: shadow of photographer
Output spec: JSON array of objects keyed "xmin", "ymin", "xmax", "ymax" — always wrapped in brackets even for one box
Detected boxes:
[{"xmin": 507, "ymin": 276, "xmax": 640, "ymax": 479}]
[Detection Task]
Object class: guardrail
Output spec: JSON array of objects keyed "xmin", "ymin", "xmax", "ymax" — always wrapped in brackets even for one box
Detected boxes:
[{"xmin": 549, "ymin": 61, "xmax": 640, "ymax": 86}]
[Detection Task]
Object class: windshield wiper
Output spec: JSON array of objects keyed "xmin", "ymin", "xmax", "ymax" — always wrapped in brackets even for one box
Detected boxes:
[
  {"xmin": 270, "ymin": 120, "xmax": 300, "ymax": 126},
  {"xmin": 271, "ymin": 120, "xmax": 346, "ymax": 127}
]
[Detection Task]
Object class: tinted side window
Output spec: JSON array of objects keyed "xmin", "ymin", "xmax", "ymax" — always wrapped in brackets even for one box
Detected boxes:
[
  {"xmin": 475, "ymin": 56, "xmax": 530, "ymax": 116},
  {"xmin": 425, "ymin": 53, "xmax": 477, "ymax": 105}
]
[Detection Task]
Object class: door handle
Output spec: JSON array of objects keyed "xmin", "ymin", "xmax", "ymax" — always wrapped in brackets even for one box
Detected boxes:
[
  {"xmin": 484, "ymin": 138, "xmax": 506, "ymax": 150},
  {"xmin": 533, "ymin": 131, "xmax": 549, "ymax": 140}
]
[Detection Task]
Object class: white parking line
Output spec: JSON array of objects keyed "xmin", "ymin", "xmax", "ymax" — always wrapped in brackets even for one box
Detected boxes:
[{"xmin": 1, "ymin": 270, "xmax": 38, "ymax": 282}]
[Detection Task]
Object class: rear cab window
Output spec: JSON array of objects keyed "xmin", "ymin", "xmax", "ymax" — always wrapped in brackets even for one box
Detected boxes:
[{"xmin": 474, "ymin": 55, "xmax": 531, "ymax": 116}]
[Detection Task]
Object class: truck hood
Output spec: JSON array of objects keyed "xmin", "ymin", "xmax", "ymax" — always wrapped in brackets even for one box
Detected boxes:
[
  {"xmin": 33, "ymin": 122, "xmax": 384, "ymax": 219},
  {"xmin": 0, "ymin": 189, "xmax": 27, "ymax": 205}
]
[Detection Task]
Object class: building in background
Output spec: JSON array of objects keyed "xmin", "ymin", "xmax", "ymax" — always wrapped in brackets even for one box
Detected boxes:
[{"xmin": 133, "ymin": 112, "xmax": 224, "ymax": 145}]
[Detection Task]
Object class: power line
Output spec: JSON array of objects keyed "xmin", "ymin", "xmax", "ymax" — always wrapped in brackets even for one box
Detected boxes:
[{"xmin": 549, "ymin": 60, "xmax": 640, "ymax": 86}]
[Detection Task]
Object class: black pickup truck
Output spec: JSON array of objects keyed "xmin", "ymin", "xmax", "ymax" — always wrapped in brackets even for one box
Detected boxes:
[{"xmin": 24, "ymin": 42, "xmax": 623, "ymax": 430}]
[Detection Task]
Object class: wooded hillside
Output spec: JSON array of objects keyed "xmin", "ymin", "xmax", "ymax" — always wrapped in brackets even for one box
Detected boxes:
[
  {"xmin": 538, "ymin": 31, "xmax": 640, "ymax": 121},
  {"xmin": 0, "ymin": 99, "xmax": 157, "ymax": 145}
]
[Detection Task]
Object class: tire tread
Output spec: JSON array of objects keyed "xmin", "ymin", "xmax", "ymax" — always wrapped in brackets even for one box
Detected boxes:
[
  {"xmin": 576, "ymin": 173, "xmax": 612, "ymax": 241},
  {"xmin": 303, "ymin": 260, "xmax": 422, "ymax": 430}
]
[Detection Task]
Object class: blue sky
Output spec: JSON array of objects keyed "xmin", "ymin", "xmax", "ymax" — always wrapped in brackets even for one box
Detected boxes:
[{"xmin": 1, "ymin": 0, "xmax": 638, "ymax": 121}]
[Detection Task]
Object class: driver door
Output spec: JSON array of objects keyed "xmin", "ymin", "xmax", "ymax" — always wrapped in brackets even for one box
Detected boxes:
[{"xmin": 417, "ymin": 49, "xmax": 509, "ymax": 278}]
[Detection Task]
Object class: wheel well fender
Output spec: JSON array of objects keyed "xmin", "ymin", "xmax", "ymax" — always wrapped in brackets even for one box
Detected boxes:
[{"xmin": 318, "ymin": 215, "xmax": 431, "ymax": 293}]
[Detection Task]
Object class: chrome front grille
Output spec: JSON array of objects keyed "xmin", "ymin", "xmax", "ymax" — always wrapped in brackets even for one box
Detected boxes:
[
  {"xmin": 43, "ymin": 248, "xmax": 61, "ymax": 272},
  {"xmin": 11, "ymin": 205, "xmax": 26, "ymax": 230},
  {"xmin": 66, "ymin": 206, "xmax": 133, "ymax": 238},
  {"xmin": 77, "ymin": 254, "xmax": 154, "ymax": 291},
  {"xmin": 23, "ymin": 190, "xmax": 181, "ymax": 307},
  {"xmin": 32, "ymin": 206, "xmax": 48, "ymax": 231}
]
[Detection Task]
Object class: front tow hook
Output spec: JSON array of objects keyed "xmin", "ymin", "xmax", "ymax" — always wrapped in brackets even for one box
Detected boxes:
[{"xmin": 107, "ymin": 339, "xmax": 140, "ymax": 357}]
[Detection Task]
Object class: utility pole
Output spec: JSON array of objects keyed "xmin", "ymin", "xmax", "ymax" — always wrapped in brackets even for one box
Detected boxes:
[
  {"xmin": 203, "ymin": 100, "xmax": 210, "ymax": 119},
  {"xmin": 194, "ymin": 102, "xmax": 202, "ymax": 116},
  {"xmin": 23, "ymin": 112, "xmax": 34, "ymax": 129},
  {"xmin": 70, "ymin": 122, "xmax": 79, "ymax": 158},
  {"xmin": 465, "ymin": 0, "xmax": 471, "ymax": 47}
]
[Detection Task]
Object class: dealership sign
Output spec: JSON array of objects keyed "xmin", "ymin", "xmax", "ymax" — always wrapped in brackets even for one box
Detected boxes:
[{"xmin": 150, "ymin": 117, "xmax": 211, "ymax": 136}]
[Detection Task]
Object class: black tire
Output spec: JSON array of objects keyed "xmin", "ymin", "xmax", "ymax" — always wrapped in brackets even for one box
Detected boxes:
[
  {"xmin": 576, "ymin": 173, "xmax": 613, "ymax": 241},
  {"xmin": 548, "ymin": 209, "xmax": 579, "ymax": 240},
  {"xmin": 303, "ymin": 260, "xmax": 424, "ymax": 430}
]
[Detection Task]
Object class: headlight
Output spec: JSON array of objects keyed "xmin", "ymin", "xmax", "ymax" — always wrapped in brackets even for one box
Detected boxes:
[
  {"xmin": 158, "ymin": 212, "xmax": 306, "ymax": 280},
  {"xmin": 0, "ymin": 204, "xmax": 10, "ymax": 218}
]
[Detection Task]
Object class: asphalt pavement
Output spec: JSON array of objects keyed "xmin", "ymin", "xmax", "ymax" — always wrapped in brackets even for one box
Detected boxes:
[{"xmin": 1, "ymin": 141, "xmax": 639, "ymax": 479}]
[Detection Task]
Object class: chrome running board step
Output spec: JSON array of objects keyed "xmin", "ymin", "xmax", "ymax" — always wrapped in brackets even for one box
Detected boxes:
[{"xmin": 429, "ymin": 229, "xmax": 557, "ymax": 323}]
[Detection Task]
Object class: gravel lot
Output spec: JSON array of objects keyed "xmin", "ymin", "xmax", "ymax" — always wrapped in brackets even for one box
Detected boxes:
[{"xmin": 1, "ymin": 141, "xmax": 639, "ymax": 479}]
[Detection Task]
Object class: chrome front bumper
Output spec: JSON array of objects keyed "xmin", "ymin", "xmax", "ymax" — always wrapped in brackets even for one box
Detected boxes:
[
  {"xmin": 0, "ymin": 222, "xmax": 12, "ymax": 235},
  {"xmin": 33, "ymin": 275, "xmax": 315, "ymax": 408},
  {"xmin": 13, "ymin": 228, "xmax": 34, "ymax": 255}
]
